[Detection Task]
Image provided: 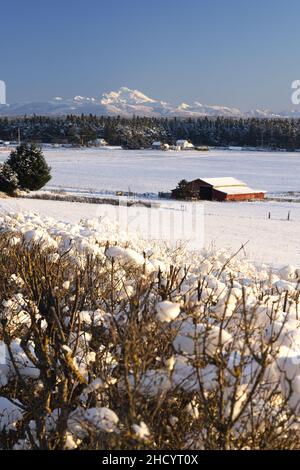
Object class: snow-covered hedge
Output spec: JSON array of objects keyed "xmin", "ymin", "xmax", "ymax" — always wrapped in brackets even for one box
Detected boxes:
[{"xmin": 0, "ymin": 212, "xmax": 300, "ymax": 450}]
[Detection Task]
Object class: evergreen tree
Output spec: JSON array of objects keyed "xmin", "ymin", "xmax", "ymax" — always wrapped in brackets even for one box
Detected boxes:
[
  {"xmin": 171, "ymin": 179, "xmax": 194, "ymax": 200},
  {"xmin": 0, "ymin": 162, "xmax": 19, "ymax": 194},
  {"xmin": 7, "ymin": 143, "xmax": 51, "ymax": 190}
]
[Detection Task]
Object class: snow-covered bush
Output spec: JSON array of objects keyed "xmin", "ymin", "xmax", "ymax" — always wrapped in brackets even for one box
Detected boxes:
[
  {"xmin": 1, "ymin": 211, "xmax": 300, "ymax": 450},
  {"xmin": 6, "ymin": 143, "xmax": 51, "ymax": 191}
]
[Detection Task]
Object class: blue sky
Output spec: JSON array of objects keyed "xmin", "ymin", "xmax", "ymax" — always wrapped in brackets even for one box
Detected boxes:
[{"xmin": 1, "ymin": 0, "xmax": 299, "ymax": 110}]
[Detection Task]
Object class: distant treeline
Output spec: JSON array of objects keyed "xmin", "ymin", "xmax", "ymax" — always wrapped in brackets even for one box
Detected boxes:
[{"xmin": 1, "ymin": 114, "xmax": 300, "ymax": 149}]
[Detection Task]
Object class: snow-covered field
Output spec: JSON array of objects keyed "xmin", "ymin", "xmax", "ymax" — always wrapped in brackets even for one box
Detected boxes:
[
  {"xmin": 0, "ymin": 197, "xmax": 299, "ymax": 267},
  {"xmin": 0, "ymin": 148, "xmax": 299, "ymax": 267},
  {"xmin": 1, "ymin": 148, "xmax": 300, "ymax": 194}
]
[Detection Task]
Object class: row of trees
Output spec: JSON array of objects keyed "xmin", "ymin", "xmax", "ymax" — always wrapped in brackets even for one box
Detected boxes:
[
  {"xmin": 1, "ymin": 115, "xmax": 300, "ymax": 149},
  {"xmin": 0, "ymin": 144, "xmax": 51, "ymax": 195}
]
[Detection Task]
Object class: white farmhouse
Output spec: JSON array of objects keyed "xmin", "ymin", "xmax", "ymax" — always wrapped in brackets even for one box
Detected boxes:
[
  {"xmin": 87, "ymin": 138, "xmax": 108, "ymax": 147},
  {"xmin": 96, "ymin": 138, "xmax": 108, "ymax": 146},
  {"xmin": 176, "ymin": 139, "xmax": 194, "ymax": 150}
]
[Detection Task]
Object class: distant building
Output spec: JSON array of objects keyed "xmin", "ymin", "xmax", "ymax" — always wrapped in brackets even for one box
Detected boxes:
[
  {"xmin": 88, "ymin": 138, "xmax": 108, "ymax": 146},
  {"xmin": 152, "ymin": 141, "xmax": 161, "ymax": 149},
  {"xmin": 170, "ymin": 145, "xmax": 181, "ymax": 151},
  {"xmin": 173, "ymin": 177, "xmax": 265, "ymax": 202},
  {"xmin": 96, "ymin": 138, "xmax": 108, "ymax": 146},
  {"xmin": 176, "ymin": 139, "xmax": 194, "ymax": 150},
  {"xmin": 152, "ymin": 141, "xmax": 169, "ymax": 150}
]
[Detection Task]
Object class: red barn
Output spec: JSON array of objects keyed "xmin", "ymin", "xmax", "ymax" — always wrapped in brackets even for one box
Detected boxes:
[{"xmin": 185, "ymin": 177, "xmax": 265, "ymax": 201}]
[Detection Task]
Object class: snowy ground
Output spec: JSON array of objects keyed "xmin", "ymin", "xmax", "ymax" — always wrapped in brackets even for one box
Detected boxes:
[
  {"xmin": 1, "ymin": 148, "xmax": 300, "ymax": 194},
  {"xmin": 0, "ymin": 148, "xmax": 299, "ymax": 268},
  {"xmin": 0, "ymin": 197, "xmax": 299, "ymax": 268}
]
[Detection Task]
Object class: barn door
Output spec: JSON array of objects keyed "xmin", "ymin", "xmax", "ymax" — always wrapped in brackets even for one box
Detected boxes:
[{"xmin": 199, "ymin": 186, "xmax": 213, "ymax": 200}]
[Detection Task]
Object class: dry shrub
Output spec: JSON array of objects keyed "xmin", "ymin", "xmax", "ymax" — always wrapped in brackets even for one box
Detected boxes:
[{"xmin": 0, "ymin": 221, "xmax": 300, "ymax": 450}]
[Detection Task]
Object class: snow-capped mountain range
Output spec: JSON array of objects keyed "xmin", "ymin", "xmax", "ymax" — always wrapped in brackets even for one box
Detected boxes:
[{"xmin": 0, "ymin": 86, "xmax": 299, "ymax": 118}]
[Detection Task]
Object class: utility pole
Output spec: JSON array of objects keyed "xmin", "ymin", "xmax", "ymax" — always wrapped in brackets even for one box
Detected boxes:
[{"xmin": 17, "ymin": 127, "xmax": 21, "ymax": 145}]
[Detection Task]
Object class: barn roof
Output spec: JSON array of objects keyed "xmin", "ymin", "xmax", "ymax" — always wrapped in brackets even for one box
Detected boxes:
[{"xmin": 197, "ymin": 177, "xmax": 246, "ymax": 187}]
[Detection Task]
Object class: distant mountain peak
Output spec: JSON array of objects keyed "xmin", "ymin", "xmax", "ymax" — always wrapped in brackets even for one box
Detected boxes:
[
  {"xmin": 178, "ymin": 102, "xmax": 190, "ymax": 110},
  {"xmin": 101, "ymin": 87, "xmax": 156, "ymax": 106}
]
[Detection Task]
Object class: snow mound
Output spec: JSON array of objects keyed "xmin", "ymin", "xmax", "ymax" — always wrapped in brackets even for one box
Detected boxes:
[{"xmin": 156, "ymin": 300, "xmax": 181, "ymax": 322}]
